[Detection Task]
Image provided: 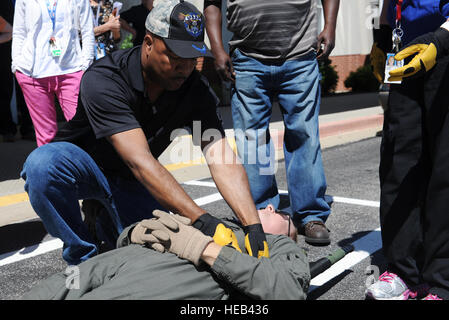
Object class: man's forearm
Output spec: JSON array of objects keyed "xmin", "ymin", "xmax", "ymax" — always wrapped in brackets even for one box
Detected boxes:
[
  {"xmin": 204, "ymin": 139, "xmax": 261, "ymax": 226},
  {"xmin": 94, "ymin": 23, "xmax": 111, "ymax": 37},
  {"xmin": 133, "ymin": 156, "xmax": 206, "ymax": 221},
  {"xmin": 109, "ymin": 129, "xmax": 205, "ymax": 222},
  {"xmin": 204, "ymin": 1, "xmax": 225, "ymax": 55},
  {"xmin": 321, "ymin": 0, "xmax": 339, "ymax": 29}
]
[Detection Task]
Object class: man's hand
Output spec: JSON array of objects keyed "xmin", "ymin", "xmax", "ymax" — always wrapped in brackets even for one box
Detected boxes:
[
  {"xmin": 204, "ymin": 0, "xmax": 235, "ymax": 82},
  {"xmin": 214, "ymin": 50, "xmax": 235, "ymax": 82},
  {"xmin": 318, "ymin": 0, "xmax": 339, "ymax": 60},
  {"xmin": 192, "ymin": 213, "xmax": 242, "ymax": 253},
  {"xmin": 106, "ymin": 14, "xmax": 121, "ymax": 33},
  {"xmin": 130, "ymin": 219, "xmax": 167, "ymax": 253},
  {"xmin": 143, "ymin": 210, "xmax": 214, "ymax": 266},
  {"xmin": 317, "ymin": 26, "xmax": 336, "ymax": 60},
  {"xmin": 388, "ymin": 27, "xmax": 449, "ymax": 82},
  {"xmin": 243, "ymin": 224, "xmax": 269, "ymax": 258}
]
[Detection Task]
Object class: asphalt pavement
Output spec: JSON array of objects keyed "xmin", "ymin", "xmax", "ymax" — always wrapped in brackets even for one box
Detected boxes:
[{"xmin": 0, "ymin": 91, "xmax": 386, "ymax": 300}]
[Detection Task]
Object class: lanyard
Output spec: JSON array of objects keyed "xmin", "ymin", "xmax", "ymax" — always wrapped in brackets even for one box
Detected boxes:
[
  {"xmin": 46, "ymin": 0, "xmax": 58, "ymax": 32},
  {"xmin": 93, "ymin": 1, "xmax": 103, "ymax": 28},
  {"xmin": 392, "ymin": 0, "xmax": 404, "ymax": 52},
  {"xmin": 395, "ymin": 0, "xmax": 403, "ymax": 27}
]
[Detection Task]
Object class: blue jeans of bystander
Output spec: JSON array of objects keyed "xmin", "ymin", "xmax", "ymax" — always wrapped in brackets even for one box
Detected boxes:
[
  {"xmin": 231, "ymin": 49, "xmax": 330, "ymax": 227},
  {"xmin": 21, "ymin": 142, "xmax": 163, "ymax": 265}
]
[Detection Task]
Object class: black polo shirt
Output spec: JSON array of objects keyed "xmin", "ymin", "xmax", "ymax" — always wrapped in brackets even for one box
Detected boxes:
[{"xmin": 54, "ymin": 46, "xmax": 225, "ymax": 179}]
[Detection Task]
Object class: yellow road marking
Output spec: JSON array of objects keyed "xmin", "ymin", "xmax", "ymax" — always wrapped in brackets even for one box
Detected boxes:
[{"xmin": 0, "ymin": 192, "xmax": 29, "ymax": 207}]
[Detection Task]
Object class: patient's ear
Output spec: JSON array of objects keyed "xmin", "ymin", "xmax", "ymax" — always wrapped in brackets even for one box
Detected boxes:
[{"xmin": 265, "ymin": 204, "xmax": 275, "ymax": 214}]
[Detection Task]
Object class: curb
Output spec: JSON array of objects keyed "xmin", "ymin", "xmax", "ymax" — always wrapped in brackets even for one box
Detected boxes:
[{"xmin": 269, "ymin": 113, "xmax": 383, "ymax": 152}]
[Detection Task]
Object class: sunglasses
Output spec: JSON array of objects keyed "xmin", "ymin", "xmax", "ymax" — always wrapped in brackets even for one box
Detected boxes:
[{"xmin": 275, "ymin": 210, "xmax": 294, "ymax": 238}]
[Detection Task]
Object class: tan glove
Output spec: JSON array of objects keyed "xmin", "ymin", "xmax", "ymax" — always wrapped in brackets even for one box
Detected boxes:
[
  {"xmin": 130, "ymin": 219, "xmax": 168, "ymax": 253},
  {"xmin": 147, "ymin": 210, "xmax": 213, "ymax": 266}
]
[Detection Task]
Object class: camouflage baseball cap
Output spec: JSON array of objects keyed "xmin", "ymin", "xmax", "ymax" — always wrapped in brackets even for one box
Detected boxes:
[{"xmin": 145, "ymin": 0, "xmax": 213, "ymax": 58}]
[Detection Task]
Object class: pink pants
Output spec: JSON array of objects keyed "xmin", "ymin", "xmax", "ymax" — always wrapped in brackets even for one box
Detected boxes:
[{"xmin": 15, "ymin": 70, "xmax": 83, "ymax": 147}]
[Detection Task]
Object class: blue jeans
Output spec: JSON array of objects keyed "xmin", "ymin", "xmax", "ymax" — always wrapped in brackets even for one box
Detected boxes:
[
  {"xmin": 231, "ymin": 49, "xmax": 330, "ymax": 227},
  {"xmin": 21, "ymin": 142, "xmax": 163, "ymax": 265}
]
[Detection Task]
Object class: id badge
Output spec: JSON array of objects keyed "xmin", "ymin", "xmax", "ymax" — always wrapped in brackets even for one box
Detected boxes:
[
  {"xmin": 95, "ymin": 42, "xmax": 106, "ymax": 60},
  {"xmin": 49, "ymin": 37, "xmax": 61, "ymax": 57},
  {"xmin": 384, "ymin": 52, "xmax": 404, "ymax": 84}
]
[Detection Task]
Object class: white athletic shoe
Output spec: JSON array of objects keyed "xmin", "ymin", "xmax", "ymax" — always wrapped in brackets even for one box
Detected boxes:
[{"xmin": 365, "ymin": 271, "xmax": 411, "ymax": 300}]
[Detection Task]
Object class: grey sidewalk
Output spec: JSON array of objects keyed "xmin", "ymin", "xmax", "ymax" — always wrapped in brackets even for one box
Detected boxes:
[{"xmin": 0, "ymin": 92, "xmax": 384, "ymax": 226}]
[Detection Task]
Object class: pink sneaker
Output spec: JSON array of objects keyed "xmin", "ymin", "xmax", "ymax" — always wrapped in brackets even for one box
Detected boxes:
[{"xmin": 422, "ymin": 293, "xmax": 443, "ymax": 300}]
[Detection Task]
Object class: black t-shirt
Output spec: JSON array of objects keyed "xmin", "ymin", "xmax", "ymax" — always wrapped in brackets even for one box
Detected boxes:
[
  {"xmin": 54, "ymin": 46, "xmax": 225, "ymax": 179},
  {"xmin": 120, "ymin": 4, "xmax": 150, "ymax": 46}
]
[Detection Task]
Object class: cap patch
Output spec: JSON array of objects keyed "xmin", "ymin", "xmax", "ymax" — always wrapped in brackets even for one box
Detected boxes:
[{"xmin": 179, "ymin": 12, "xmax": 203, "ymax": 38}]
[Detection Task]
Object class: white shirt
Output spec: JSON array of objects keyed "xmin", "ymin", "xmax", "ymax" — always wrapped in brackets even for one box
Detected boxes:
[
  {"xmin": 32, "ymin": 0, "xmax": 79, "ymax": 78},
  {"xmin": 12, "ymin": 0, "xmax": 95, "ymax": 78}
]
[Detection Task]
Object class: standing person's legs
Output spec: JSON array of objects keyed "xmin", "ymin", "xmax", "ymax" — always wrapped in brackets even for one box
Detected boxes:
[
  {"xmin": 15, "ymin": 72, "xmax": 58, "ymax": 146},
  {"xmin": 421, "ymin": 114, "xmax": 449, "ymax": 299},
  {"xmin": 276, "ymin": 53, "xmax": 330, "ymax": 242},
  {"xmin": 421, "ymin": 56, "xmax": 449, "ymax": 299},
  {"xmin": 231, "ymin": 49, "xmax": 279, "ymax": 210},
  {"xmin": 55, "ymin": 71, "xmax": 83, "ymax": 121},
  {"xmin": 21, "ymin": 142, "xmax": 124, "ymax": 265},
  {"xmin": 379, "ymin": 79, "xmax": 426, "ymax": 287}
]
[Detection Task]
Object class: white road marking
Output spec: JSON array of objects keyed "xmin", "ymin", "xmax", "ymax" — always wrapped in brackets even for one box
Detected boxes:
[
  {"xmin": 193, "ymin": 192, "xmax": 223, "ymax": 206},
  {"xmin": 308, "ymin": 228, "xmax": 382, "ymax": 292},
  {"xmin": 330, "ymin": 196, "xmax": 380, "ymax": 208},
  {"xmin": 184, "ymin": 182, "xmax": 381, "ymax": 208},
  {"xmin": 0, "ymin": 238, "xmax": 63, "ymax": 267},
  {"xmin": 184, "ymin": 180, "xmax": 217, "ymax": 188}
]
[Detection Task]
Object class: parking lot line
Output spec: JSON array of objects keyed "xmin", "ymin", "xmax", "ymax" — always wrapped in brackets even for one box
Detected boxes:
[
  {"xmin": 308, "ymin": 228, "xmax": 381, "ymax": 292},
  {"xmin": 0, "ymin": 238, "xmax": 63, "ymax": 267}
]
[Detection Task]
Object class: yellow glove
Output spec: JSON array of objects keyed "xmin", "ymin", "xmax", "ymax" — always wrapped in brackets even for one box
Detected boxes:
[
  {"xmin": 192, "ymin": 213, "xmax": 242, "ymax": 252},
  {"xmin": 370, "ymin": 42, "xmax": 387, "ymax": 83},
  {"xmin": 212, "ymin": 223, "xmax": 242, "ymax": 253},
  {"xmin": 388, "ymin": 28, "xmax": 449, "ymax": 82},
  {"xmin": 388, "ymin": 43, "xmax": 437, "ymax": 82}
]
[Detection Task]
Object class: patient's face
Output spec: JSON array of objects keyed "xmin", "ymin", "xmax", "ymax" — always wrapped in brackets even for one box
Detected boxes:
[{"xmin": 257, "ymin": 205, "xmax": 297, "ymax": 242}]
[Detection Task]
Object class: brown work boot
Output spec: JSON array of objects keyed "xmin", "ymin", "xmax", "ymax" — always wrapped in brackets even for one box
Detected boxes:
[{"xmin": 302, "ymin": 221, "xmax": 330, "ymax": 245}]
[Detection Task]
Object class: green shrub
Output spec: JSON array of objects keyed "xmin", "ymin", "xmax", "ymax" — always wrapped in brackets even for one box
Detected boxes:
[
  {"xmin": 319, "ymin": 58, "xmax": 339, "ymax": 95},
  {"xmin": 344, "ymin": 65, "xmax": 380, "ymax": 92},
  {"xmin": 120, "ymin": 33, "xmax": 134, "ymax": 50}
]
